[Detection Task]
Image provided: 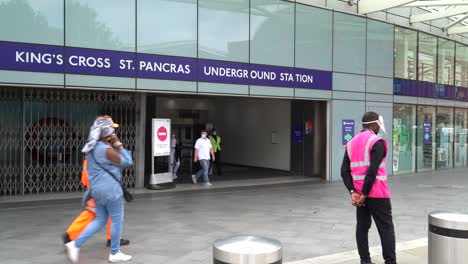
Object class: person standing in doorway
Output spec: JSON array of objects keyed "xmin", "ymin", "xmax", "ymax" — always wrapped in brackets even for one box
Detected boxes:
[
  {"xmin": 341, "ymin": 111, "xmax": 397, "ymax": 264},
  {"xmin": 208, "ymin": 128, "xmax": 222, "ymax": 176},
  {"xmin": 192, "ymin": 130, "xmax": 215, "ymax": 187},
  {"xmin": 170, "ymin": 133, "xmax": 179, "ymax": 180},
  {"xmin": 173, "ymin": 140, "xmax": 182, "ymax": 179}
]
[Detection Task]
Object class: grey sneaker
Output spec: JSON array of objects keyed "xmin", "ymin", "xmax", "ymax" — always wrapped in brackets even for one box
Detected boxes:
[
  {"xmin": 192, "ymin": 175, "xmax": 197, "ymax": 184},
  {"xmin": 204, "ymin": 182, "xmax": 213, "ymax": 187}
]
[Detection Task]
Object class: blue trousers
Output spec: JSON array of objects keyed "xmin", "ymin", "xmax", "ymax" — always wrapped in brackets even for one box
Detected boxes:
[
  {"xmin": 195, "ymin": 159, "xmax": 210, "ymax": 183},
  {"xmin": 75, "ymin": 197, "xmax": 124, "ymax": 254}
]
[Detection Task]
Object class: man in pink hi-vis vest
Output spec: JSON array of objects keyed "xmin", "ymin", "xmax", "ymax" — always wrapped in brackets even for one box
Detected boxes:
[{"xmin": 341, "ymin": 112, "xmax": 396, "ymax": 264}]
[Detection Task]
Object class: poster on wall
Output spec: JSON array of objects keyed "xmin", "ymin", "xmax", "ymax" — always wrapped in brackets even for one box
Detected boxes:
[
  {"xmin": 393, "ymin": 118, "xmax": 402, "ymax": 172},
  {"xmin": 423, "ymin": 121, "xmax": 432, "ymax": 145},
  {"xmin": 341, "ymin": 120, "xmax": 355, "ymax": 145},
  {"xmin": 292, "ymin": 126, "xmax": 303, "ymax": 144},
  {"xmin": 152, "ymin": 119, "xmax": 171, "ymax": 157}
]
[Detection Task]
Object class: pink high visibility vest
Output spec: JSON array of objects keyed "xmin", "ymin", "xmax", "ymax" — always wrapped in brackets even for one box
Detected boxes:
[{"xmin": 346, "ymin": 130, "xmax": 390, "ymax": 198}]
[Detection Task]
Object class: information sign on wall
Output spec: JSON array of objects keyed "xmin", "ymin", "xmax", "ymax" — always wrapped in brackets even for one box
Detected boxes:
[
  {"xmin": 342, "ymin": 120, "xmax": 355, "ymax": 145},
  {"xmin": 423, "ymin": 121, "xmax": 432, "ymax": 144}
]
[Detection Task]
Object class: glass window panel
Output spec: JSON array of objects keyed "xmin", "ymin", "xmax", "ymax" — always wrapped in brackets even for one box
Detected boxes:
[
  {"xmin": 455, "ymin": 43, "xmax": 468, "ymax": 88},
  {"xmin": 437, "ymin": 38, "xmax": 455, "ymax": 85},
  {"xmin": 454, "ymin": 108, "xmax": 467, "ymax": 167},
  {"xmin": 138, "ymin": 0, "xmax": 196, "ymax": 57},
  {"xmin": 137, "ymin": 0, "xmax": 197, "ymax": 57},
  {"xmin": 393, "ymin": 104, "xmax": 416, "ymax": 174},
  {"xmin": 394, "ymin": 27, "xmax": 417, "ymax": 80},
  {"xmin": 250, "ymin": 0, "xmax": 294, "ymax": 67},
  {"xmin": 0, "ymin": 0, "xmax": 63, "ymax": 45},
  {"xmin": 333, "ymin": 12, "xmax": 366, "ymax": 74},
  {"xmin": 295, "ymin": 4, "xmax": 332, "ymax": 71},
  {"xmin": 198, "ymin": 0, "xmax": 249, "ymax": 62},
  {"xmin": 367, "ymin": 20, "xmax": 394, "ymax": 78},
  {"xmin": 416, "ymin": 106, "xmax": 436, "ymax": 172},
  {"xmin": 436, "ymin": 107, "xmax": 454, "ymax": 169},
  {"xmin": 66, "ymin": 0, "xmax": 135, "ymax": 51},
  {"xmin": 418, "ymin": 33, "xmax": 437, "ymax": 83}
]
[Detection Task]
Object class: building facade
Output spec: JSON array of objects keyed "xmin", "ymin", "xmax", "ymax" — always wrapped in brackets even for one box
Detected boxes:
[{"xmin": 0, "ymin": 0, "xmax": 467, "ymax": 196}]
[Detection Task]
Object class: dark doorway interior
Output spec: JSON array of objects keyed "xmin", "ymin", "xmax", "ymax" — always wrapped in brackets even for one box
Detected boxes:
[
  {"xmin": 145, "ymin": 95, "xmax": 327, "ymax": 186},
  {"xmin": 290, "ymin": 100, "xmax": 327, "ymax": 179}
]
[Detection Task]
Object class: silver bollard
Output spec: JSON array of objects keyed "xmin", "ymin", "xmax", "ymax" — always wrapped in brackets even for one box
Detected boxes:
[
  {"xmin": 213, "ymin": 236, "xmax": 282, "ymax": 264},
  {"xmin": 429, "ymin": 211, "xmax": 468, "ymax": 264}
]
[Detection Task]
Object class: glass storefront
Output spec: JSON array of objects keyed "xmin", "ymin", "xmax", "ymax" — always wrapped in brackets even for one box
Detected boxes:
[
  {"xmin": 454, "ymin": 108, "xmax": 468, "ymax": 167},
  {"xmin": 395, "ymin": 105, "xmax": 468, "ymax": 173},
  {"xmin": 417, "ymin": 106, "xmax": 436, "ymax": 172},
  {"xmin": 393, "ymin": 104, "xmax": 416, "ymax": 174},
  {"xmin": 436, "ymin": 107, "xmax": 454, "ymax": 169},
  {"xmin": 393, "ymin": 25, "xmax": 468, "ymax": 173}
]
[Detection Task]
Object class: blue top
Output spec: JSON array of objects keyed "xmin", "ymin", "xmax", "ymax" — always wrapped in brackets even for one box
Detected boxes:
[{"xmin": 88, "ymin": 141, "xmax": 133, "ymax": 204}]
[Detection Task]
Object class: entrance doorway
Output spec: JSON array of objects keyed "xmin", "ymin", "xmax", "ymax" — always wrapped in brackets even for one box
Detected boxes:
[
  {"xmin": 290, "ymin": 100, "xmax": 327, "ymax": 179},
  {"xmin": 145, "ymin": 95, "xmax": 327, "ymax": 185}
]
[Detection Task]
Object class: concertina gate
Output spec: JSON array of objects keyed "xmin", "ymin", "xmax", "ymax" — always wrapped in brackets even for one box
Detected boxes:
[{"xmin": 0, "ymin": 87, "xmax": 136, "ymax": 196}]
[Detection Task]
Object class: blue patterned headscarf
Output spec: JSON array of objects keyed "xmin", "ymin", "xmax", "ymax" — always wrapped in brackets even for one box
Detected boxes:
[{"xmin": 81, "ymin": 117, "xmax": 116, "ymax": 153}]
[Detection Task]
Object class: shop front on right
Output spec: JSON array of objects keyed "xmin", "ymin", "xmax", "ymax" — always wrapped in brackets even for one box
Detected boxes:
[{"xmin": 393, "ymin": 104, "xmax": 467, "ymax": 174}]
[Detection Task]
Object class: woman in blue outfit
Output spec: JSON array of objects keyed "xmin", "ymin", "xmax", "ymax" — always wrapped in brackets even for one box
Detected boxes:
[{"xmin": 65, "ymin": 116, "xmax": 133, "ymax": 263}]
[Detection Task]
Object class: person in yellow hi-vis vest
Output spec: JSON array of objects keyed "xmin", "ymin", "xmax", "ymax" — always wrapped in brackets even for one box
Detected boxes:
[
  {"xmin": 63, "ymin": 151, "xmax": 130, "ymax": 247},
  {"xmin": 208, "ymin": 129, "xmax": 222, "ymax": 176}
]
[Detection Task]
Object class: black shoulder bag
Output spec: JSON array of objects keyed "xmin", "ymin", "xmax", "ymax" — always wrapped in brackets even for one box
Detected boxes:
[{"xmin": 91, "ymin": 151, "xmax": 134, "ymax": 202}]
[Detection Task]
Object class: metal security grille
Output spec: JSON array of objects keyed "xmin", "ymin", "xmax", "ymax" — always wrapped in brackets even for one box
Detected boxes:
[
  {"xmin": 0, "ymin": 88, "xmax": 22, "ymax": 196},
  {"xmin": 0, "ymin": 87, "xmax": 136, "ymax": 196}
]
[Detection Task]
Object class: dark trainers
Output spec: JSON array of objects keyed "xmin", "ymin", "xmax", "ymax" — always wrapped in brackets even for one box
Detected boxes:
[
  {"xmin": 106, "ymin": 239, "xmax": 130, "ymax": 247},
  {"xmin": 62, "ymin": 233, "xmax": 71, "ymax": 244}
]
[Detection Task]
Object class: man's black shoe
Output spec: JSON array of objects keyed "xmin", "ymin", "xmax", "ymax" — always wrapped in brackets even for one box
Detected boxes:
[
  {"xmin": 62, "ymin": 233, "xmax": 71, "ymax": 244},
  {"xmin": 106, "ymin": 239, "xmax": 130, "ymax": 247}
]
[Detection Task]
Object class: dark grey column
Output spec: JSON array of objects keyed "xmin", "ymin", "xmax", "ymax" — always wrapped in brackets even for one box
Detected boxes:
[{"xmin": 135, "ymin": 92, "xmax": 147, "ymax": 188}]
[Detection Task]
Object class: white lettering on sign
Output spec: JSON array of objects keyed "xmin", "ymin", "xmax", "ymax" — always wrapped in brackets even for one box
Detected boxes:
[
  {"xmin": 250, "ymin": 70, "xmax": 276, "ymax": 80},
  {"xmin": 203, "ymin": 66, "xmax": 249, "ymax": 78},
  {"xmin": 15, "ymin": 51, "xmax": 63, "ymax": 65},
  {"xmin": 68, "ymin": 56, "xmax": 111, "ymax": 68},
  {"xmin": 139, "ymin": 61, "xmax": 191, "ymax": 74},
  {"xmin": 295, "ymin": 74, "xmax": 313, "ymax": 83},
  {"xmin": 119, "ymin": 59, "xmax": 134, "ymax": 70},
  {"xmin": 280, "ymin": 73, "xmax": 294, "ymax": 82}
]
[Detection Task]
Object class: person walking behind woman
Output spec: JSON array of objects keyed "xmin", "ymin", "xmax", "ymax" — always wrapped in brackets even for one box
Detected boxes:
[{"xmin": 65, "ymin": 116, "xmax": 133, "ymax": 263}]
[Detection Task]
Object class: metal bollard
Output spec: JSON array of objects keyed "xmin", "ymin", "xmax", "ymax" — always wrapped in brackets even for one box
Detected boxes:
[
  {"xmin": 213, "ymin": 236, "xmax": 282, "ymax": 264},
  {"xmin": 429, "ymin": 211, "xmax": 468, "ymax": 264}
]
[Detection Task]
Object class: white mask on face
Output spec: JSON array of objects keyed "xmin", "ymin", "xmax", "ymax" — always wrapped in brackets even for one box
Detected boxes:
[
  {"xmin": 213, "ymin": 131, "xmax": 217, "ymax": 136},
  {"xmin": 201, "ymin": 133, "xmax": 207, "ymax": 138},
  {"xmin": 362, "ymin": 115, "xmax": 386, "ymax": 135}
]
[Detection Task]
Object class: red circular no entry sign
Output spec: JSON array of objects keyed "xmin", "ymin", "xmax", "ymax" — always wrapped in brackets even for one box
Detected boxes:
[{"xmin": 157, "ymin": 126, "xmax": 168, "ymax": 141}]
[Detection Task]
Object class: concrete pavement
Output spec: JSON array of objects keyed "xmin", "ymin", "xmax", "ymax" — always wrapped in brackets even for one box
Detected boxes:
[{"xmin": 0, "ymin": 168, "xmax": 467, "ymax": 263}]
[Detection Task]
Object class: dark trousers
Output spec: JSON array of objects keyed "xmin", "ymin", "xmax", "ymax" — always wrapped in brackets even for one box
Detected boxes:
[
  {"xmin": 356, "ymin": 198, "xmax": 396, "ymax": 264},
  {"xmin": 209, "ymin": 151, "xmax": 222, "ymax": 175}
]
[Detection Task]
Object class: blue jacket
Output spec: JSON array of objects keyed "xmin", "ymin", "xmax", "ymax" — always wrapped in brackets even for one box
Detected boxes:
[{"xmin": 88, "ymin": 141, "xmax": 133, "ymax": 204}]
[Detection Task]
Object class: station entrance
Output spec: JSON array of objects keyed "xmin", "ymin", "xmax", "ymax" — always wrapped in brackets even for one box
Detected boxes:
[{"xmin": 144, "ymin": 95, "xmax": 327, "ymax": 185}]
